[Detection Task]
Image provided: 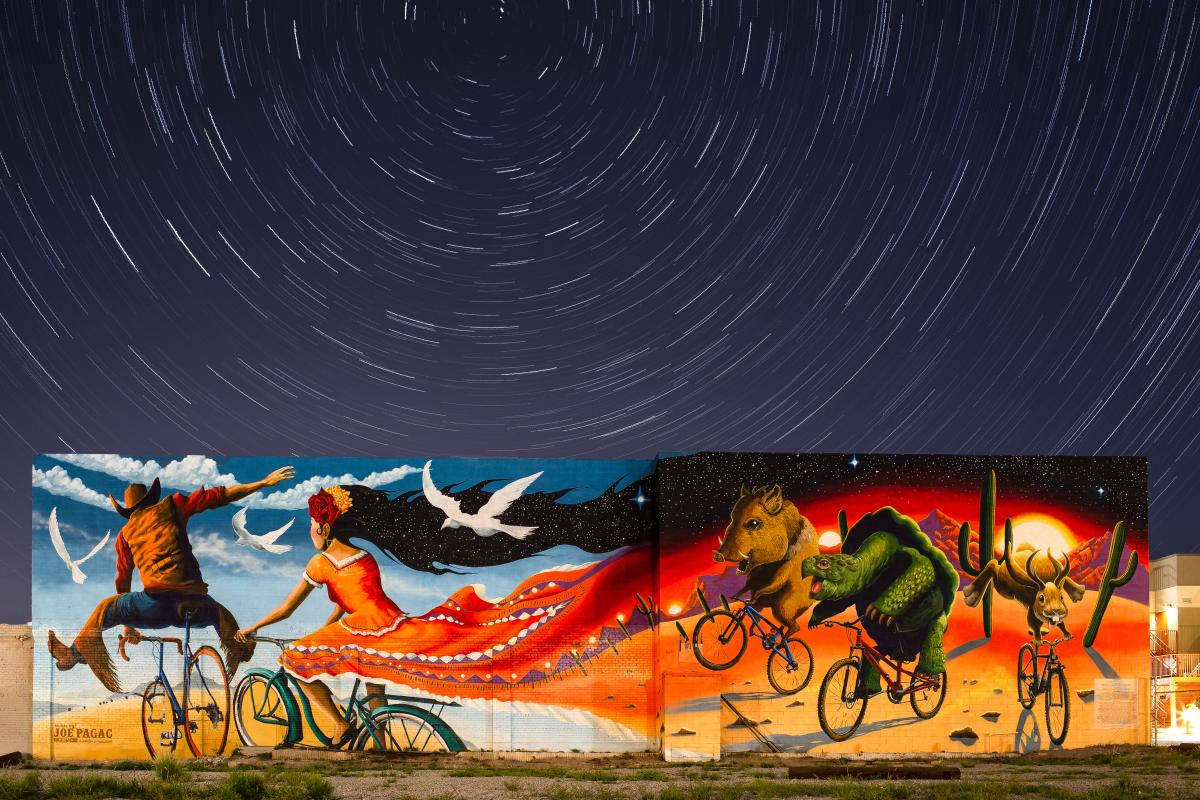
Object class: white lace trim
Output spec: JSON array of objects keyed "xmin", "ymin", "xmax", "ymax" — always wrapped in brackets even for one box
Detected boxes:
[
  {"xmin": 339, "ymin": 613, "xmax": 407, "ymax": 637},
  {"xmin": 322, "ymin": 549, "xmax": 369, "ymax": 569},
  {"xmin": 302, "ymin": 571, "xmax": 321, "ymax": 587}
]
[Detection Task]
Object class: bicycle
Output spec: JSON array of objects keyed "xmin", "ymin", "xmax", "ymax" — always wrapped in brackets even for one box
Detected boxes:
[
  {"xmin": 117, "ymin": 602, "xmax": 230, "ymax": 758},
  {"xmin": 690, "ymin": 593, "xmax": 814, "ymax": 695},
  {"xmin": 233, "ymin": 636, "xmax": 466, "ymax": 752},
  {"xmin": 1016, "ymin": 634, "xmax": 1071, "ymax": 746},
  {"xmin": 815, "ymin": 618, "xmax": 947, "ymax": 742}
]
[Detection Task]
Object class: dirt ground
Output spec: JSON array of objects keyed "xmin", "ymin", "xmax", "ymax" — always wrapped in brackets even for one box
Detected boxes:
[{"xmin": 12, "ymin": 744, "xmax": 1200, "ymax": 799}]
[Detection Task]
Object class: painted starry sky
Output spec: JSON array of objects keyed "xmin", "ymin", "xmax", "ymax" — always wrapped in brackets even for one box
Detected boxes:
[{"xmin": 2, "ymin": 2, "xmax": 1199, "ymax": 621}]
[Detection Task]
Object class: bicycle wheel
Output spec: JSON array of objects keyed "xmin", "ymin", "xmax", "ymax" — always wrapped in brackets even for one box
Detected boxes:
[
  {"xmin": 354, "ymin": 705, "xmax": 465, "ymax": 753},
  {"xmin": 1045, "ymin": 666, "xmax": 1070, "ymax": 746},
  {"xmin": 1016, "ymin": 643, "xmax": 1036, "ymax": 710},
  {"xmin": 692, "ymin": 610, "xmax": 748, "ymax": 671},
  {"xmin": 910, "ymin": 670, "xmax": 947, "ymax": 719},
  {"xmin": 766, "ymin": 636, "xmax": 814, "ymax": 695},
  {"xmin": 140, "ymin": 679, "xmax": 180, "ymax": 757},
  {"xmin": 183, "ymin": 645, "xmax": 230, "ymax": 756},
  {"xmin": 817, "ymin": 658, "xmax": 869, "ymax": 742},
  {"xmin": 234, "ymin": 672, "xmax": 298, "ymax": 747}
]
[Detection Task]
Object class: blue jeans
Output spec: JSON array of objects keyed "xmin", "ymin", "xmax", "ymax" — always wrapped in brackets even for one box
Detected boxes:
[{"xmin": 101, "ymin": 591, "xmax": 220, "ymax": 630}]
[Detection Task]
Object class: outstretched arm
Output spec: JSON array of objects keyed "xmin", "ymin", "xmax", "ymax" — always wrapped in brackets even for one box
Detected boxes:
[
  {"xmin": 235, "ymin": 577, "xmax": 313, "ymax": 641},
  {"xmin": 224, "ymin": 466, "xmax": 295, "ymax": 503}
]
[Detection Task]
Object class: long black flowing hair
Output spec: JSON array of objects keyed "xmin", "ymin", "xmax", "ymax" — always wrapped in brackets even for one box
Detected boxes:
[{"xmin": 325, "ymin": 474, "xmax": 655, "ymax": 574}]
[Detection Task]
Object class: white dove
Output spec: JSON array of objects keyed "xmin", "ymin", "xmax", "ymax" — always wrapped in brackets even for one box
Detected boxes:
[
  {"xmin": 421, "ymin": 460, "xmax": 542, "ymax": 539},
  {"xmin": 231, "ymin": 507, "xmax": 294, "ymax": 554},
  {"xmin": 48, "ymin": 507, "xmax": 110, "ymax": 584}
]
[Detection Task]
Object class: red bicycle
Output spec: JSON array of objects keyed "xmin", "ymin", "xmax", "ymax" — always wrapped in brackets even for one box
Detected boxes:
[{"xmin": 816, "ymin": 618, "xmax": 947, "ymax": 741}]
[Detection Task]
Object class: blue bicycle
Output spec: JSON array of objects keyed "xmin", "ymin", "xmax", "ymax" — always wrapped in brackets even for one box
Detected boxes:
[
  {"xmin": 691, "ymin": 594, "xmax": 814, "ymax": 694},
  {"xmin": 118, "ymin": 602, "xmax": 230, "ymax": 757},
  {"xmin": 233, "ymin": 637, "xmax": 465, "ymax": 752}
]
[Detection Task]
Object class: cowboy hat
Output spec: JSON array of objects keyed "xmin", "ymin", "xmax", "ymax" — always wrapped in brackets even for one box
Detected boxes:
[{"xmin": 109, "ymin": 478, "xmax": 162, "ymax": 518}]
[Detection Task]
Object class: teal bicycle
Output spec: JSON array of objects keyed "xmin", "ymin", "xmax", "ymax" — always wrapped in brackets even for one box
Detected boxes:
[{"xmin": 233, "ymin": 637, "xmax": 465, "ymax": 752}]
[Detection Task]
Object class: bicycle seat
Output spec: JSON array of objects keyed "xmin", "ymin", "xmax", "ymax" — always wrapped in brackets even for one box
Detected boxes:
[{"xmin": 177, "ymin": 599, "xmax": 205, "ymax": 618}]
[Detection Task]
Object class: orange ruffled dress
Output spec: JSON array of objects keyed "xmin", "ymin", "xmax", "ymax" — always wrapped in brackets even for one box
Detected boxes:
[
  {"xmin": 279, "ymin": 545, "xmax": 652, "ymax": 690},
  {"xmin": 279, "ymin": 549, "xmax": 408, "ymax": 681}
]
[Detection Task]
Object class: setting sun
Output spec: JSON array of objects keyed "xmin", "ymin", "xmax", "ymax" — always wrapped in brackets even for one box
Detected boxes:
[
  {"xmin": 817, "ymin": 530, "xmax": 842, "ymax": 550},
  {"xmin": 1010, "ymin": 514, "xmax": 1076, "ymax": 555}
]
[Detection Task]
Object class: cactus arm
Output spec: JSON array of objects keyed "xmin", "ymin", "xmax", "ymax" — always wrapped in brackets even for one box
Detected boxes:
[
  {"xmin": 957, "ymin": 471, "xmax": 1006, "ymax": 638},
  {"xmin": 958, "ymin": 521, "xmax": 979, "ymax": 575},
  {"xmin": 1083, "ymin": 521, "xmax": 1138, "ymax": 648},
  {"xmin": 838, "ymin": 509, "xmax": 848, "ymax": 539},
  {"xmin": 1108, "ymin": 523, "xmax": 1138, "ymax": 587}
]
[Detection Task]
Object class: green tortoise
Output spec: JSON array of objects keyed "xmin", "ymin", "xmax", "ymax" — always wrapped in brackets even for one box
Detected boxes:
[{"xmin": 803, "ymin": 507, "xmax": 957, "ymax": 693}]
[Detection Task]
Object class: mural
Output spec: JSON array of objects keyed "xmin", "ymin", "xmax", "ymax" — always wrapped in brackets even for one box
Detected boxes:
[
  {"xmin": 32, "ymin": 454, "xmax": 657, "ymax": 759},
  {"xmin": 31, "ymin": 450, "xmax": 1149, "ymax": 759},
  {"xmin": 657, "ymin": 453, "xmax": 1149, "ymax": 757}
]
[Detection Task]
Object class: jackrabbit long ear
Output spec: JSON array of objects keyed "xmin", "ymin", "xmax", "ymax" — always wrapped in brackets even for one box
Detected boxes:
[
  {"xmin": 1053, "ymin": 551, "xmax": 1071, "ymax": 586},
  {"xmin": 739, "ymin": 484, "xmax": 750, "ymax": 498},
  {"xmin": 762, "ymin": 484, "xmax": 785, "ymax": 515},
  {"xmin": 1017, "ymin": 550, "xmax": 1042, "ymax": 589}
]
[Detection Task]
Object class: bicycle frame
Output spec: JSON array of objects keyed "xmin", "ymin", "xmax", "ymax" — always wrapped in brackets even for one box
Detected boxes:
[
  {"xmin": 723, "ymin": 600, "xmax": 802, "ymax": 668},
  {"xmin": 137, "ymin": 616, "xmax": 196, "ymax": 747},
  {"xmin": 243, "ymin": 640, "xmax": 460, "ymax": 748},
  {"xmin": 834, "ymin": 622, "xmax": 938, "ymax": 698},
  {"xmin": 1026, "ymin": 638, "xmax": 1065, "ymax": 695}
]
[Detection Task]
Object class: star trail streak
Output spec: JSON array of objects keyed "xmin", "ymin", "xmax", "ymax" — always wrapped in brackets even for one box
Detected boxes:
[{"xmin": 2, "ymin": 1, "xmax": 1200, "ymax": 621}]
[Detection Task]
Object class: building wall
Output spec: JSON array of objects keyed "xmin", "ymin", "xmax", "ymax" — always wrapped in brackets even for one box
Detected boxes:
[
  {"xmin": 0, "ymin": 624, "xmax": 33, "ymax": 755},
  {"xmin": 657, "ymin": 452, "xmax": 1149, "ymax": 755},
  {"xmin": 32, "ymin": 455, "xmax": 658, "ymax": 760},
  {"xmin": 1151, "ymin": 555, "xmax": 1200, "ymax": 653},
  {"xmin": 30, "ymin": 452, "xmax": 1149, "ymax": 760}
]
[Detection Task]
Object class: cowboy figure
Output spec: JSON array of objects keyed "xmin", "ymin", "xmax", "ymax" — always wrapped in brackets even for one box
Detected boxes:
[{"xmin": 46, "ymin": 465, "xmax": 295, "ymax": 692}]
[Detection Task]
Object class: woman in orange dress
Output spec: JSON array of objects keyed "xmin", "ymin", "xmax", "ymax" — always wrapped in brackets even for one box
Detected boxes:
[
  {"xmin": 236, "ymin": 485, "xmax": 407, "ymax": 742},
  {"xmin": 237, "ymin": 482, "xmax": 653, "ymax": 737}
]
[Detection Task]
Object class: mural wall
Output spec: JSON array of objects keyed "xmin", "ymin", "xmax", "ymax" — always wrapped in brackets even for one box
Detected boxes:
[
  {"xmin": 31, "ymin": 455, "xmax": 657, "ymax": 759},
  {"xmin": 657, "ymin": 453, "xmax": 1149, "ymax": 757},
  {"xmin": 31, "ymin": 451, "xmax": 1149, "ymax": 759}
]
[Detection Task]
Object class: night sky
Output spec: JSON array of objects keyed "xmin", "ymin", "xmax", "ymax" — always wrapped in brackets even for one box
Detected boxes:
[{"xmin": 2, "ymin": 2, "xmax": 1199, "ymax": 623}]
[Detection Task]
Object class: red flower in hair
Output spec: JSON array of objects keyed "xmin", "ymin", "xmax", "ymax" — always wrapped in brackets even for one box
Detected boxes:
[{"xmin": 308, "ymin": 489, "xmax": 343, "ymax": 525}]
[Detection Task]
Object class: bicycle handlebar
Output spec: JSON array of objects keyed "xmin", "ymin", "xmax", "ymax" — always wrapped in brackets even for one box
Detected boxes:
[
  {"xmin": 118, "ymin": 633, "xmax": 182, "ymax": 661},
  {"xmin": 246, "ymin": 635, "xmax": 294, "ymax": 648}
]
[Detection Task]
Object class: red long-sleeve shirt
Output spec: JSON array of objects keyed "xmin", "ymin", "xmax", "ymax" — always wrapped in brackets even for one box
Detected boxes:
[{"xmin": 114, "ymin": 486, "xmax": 229, "ymax": 595}]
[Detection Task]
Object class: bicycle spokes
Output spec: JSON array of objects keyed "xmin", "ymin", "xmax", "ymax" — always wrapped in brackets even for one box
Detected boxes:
[{"xmin": 184, "ymin": 646, "xmax": 230, "ymax": 757}]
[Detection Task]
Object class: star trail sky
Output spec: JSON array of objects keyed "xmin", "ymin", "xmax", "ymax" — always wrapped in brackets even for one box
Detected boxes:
[{"xmin": 2, "ymin": 1, "xmax": 1199, "ymax": 621}]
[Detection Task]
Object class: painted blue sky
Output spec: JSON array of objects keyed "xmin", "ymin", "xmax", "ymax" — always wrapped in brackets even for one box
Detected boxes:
[{"xmin": 31, "ymin": 453, "xmax": 652, "ymax": 703}]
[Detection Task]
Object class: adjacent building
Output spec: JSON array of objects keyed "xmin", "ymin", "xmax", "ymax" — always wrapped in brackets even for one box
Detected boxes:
[{"xmin": 1150, "ymin": 553, "xmax": 1200, "ymax": 743}]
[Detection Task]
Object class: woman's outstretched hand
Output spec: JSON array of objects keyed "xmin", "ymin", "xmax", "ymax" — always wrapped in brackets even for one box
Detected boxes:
[{"xmin": 235, "ymin": 627, "xmax": 257, "ymax": 643}]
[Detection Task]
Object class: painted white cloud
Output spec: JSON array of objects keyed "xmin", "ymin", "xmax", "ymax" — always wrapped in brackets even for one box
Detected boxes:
[
  {"xmin": 46, "ymin": 453, "xmax": 420, "ymax": 511},
  {"xmin": 49, "ymin": 454, "xmax": 238, "ymax": 490},
  {"xmin": 31, "ymin": 466, "xmax": 110, "ymax": 509},
  {"xmin": 190, "ymin": 532, "xmax": 294, "ymax": 578},
  {"xmin": 244, "ymin": 465, "xmax": 420, "ymax": 509}
]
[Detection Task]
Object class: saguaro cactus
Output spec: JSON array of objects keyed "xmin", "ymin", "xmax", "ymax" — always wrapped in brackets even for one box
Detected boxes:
[
  {"xmin": 1083, "ymin": 521, "xmax": 1138, "ymax": 648},
  {"xmin": 837, "ymin": 509, "xmax": 848, "ymax": 540},
  {"xmin": 957, "ymin": 469, "xmax": 1011, "ymax": 638}
]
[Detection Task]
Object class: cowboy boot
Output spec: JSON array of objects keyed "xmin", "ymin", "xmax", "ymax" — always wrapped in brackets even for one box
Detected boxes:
[
  {"xmin": 47, "ymin": 631, "xmax": 82, "ymax": 670},
  {"xmin": 67, "ymin": 596, "xmax": 122, "ymax": 693}
]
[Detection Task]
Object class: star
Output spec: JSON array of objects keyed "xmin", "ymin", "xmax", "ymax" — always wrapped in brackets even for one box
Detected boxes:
[
  {"xmin": 849, "ymin": 455, "xmax": 860, "ymax": 469},
  {"xmin": 634, "ymin": 486, "xmax": 649, "ymax": 509}
]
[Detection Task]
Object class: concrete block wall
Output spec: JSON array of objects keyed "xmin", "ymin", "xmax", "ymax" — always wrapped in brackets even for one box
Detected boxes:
[{"xmin": 0, "ymin": 624, "xmax": 32, "ymax": 756}]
